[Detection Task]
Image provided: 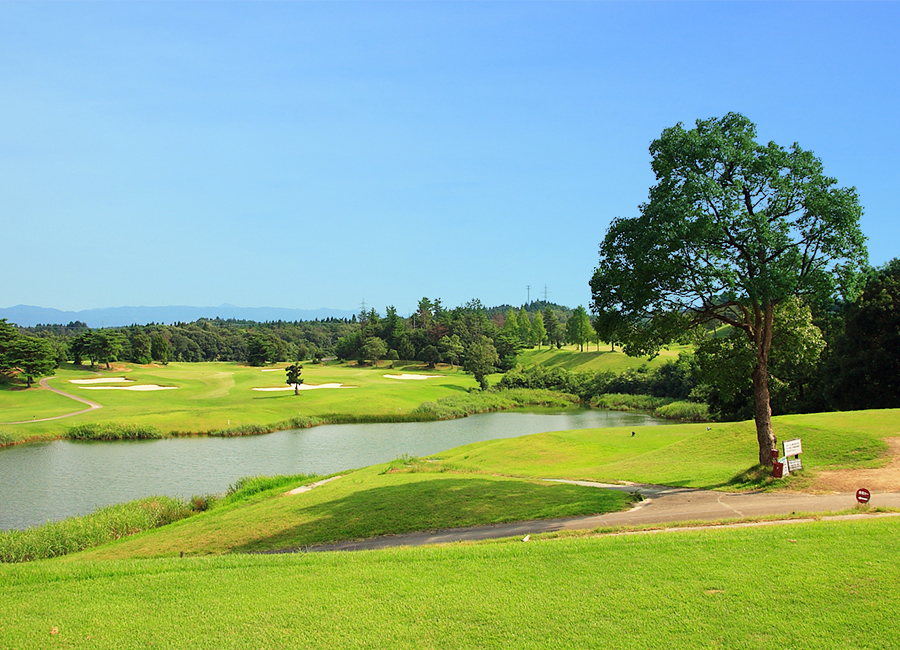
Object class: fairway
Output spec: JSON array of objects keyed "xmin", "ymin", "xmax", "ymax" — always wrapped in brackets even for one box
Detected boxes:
[
  {"xmin": 517, "ymin": 343, "xmax": 692, "ymax": 372},
  {"xmin": 0, "ymin": 361, "xmax": 481, "ymax": 443}
]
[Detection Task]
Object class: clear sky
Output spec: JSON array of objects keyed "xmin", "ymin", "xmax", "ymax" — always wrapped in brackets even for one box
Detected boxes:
[{"xmin": 2, "ymin": 2, "xmax": 897, "ymax": 316}]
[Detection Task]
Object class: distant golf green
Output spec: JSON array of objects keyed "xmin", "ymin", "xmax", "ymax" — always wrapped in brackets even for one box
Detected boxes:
[{"xmin": 1, "ymin": 346, "xmax": 676, "ymax": 444}]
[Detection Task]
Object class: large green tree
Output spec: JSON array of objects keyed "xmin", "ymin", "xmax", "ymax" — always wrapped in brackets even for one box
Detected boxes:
[
  {"xmin": 6, "ymin": 335, "xmax": 56, "ymax": 387},
  {"xmin": 565, "ymin": 306, "xmax": 592, "ymax": 351},
  {"xmin": 590, "ymin": 112, "xmax": 867, "ymax": 465},
  {"xmin": 463, "ymin": 335, "xmax": 499, "ymax": 391},
  {"xmin": 360, "ymin": 336, "xmax": 388, "ymax": 367}
]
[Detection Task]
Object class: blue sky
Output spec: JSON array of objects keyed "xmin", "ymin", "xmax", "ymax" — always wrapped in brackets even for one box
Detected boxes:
[{"xmin": 2, "ymin": 2, "xmax": 897, "ymax": 316}]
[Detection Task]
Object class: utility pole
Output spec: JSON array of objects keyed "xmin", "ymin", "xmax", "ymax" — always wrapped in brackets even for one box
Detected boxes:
[{"xmin": 526, "ymin": 285, "xmax": 531, "ymax": 304}]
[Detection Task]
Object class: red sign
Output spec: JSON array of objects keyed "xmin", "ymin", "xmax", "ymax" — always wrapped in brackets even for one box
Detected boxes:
[{"xmin": 856, "ymin": 488, "xmax": 871, "ymax": 504}]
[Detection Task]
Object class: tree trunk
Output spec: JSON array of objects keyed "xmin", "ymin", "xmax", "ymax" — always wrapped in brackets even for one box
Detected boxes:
[{"xmin": 752, "ymin": 305, "xmax": 777, "ymax": 466}]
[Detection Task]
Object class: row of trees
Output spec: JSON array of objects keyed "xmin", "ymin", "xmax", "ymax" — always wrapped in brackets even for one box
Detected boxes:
[
  {"xmin": 8, "ymin": 300, "xmax": 589, "ymax": 388},
  {"xmin": 332, "ymin": 299, "xmax": 585, "ymax": 388}
]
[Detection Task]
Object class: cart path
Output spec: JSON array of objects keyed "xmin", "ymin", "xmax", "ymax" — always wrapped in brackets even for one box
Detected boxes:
[
  {"xmin": 286, "ymin": 481, "xmax": 900, "ymax": 553},
  {"xmin": 0, "ymin": 377, "xmax": 103, "ymax": 424}
]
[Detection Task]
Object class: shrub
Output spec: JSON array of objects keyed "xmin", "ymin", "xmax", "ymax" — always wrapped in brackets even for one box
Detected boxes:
[
  {"xmin": 65, "ymin": 423, "xmax": 163, "ymax": 440},
  {"xmin": 653, "ymin": 401, "xmax": 711, "ymax": 422},
  {"xmin": 591, "ymin": 393, "xmax": 673, "ymax": 411}
]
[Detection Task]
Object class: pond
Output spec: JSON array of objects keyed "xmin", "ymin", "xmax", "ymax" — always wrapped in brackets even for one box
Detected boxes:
[{"xmin": 0, "ymin": 408, "xmax": 671, "ymax": 531}]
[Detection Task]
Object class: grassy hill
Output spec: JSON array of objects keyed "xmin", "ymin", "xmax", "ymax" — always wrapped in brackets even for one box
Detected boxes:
[
  {"xmin": 1, "ymin": 408, "xmax": 899, "ymax": 649},
  {"xmin": 516, "ymin": 343, "xmax": 692, "ymax": 373}
]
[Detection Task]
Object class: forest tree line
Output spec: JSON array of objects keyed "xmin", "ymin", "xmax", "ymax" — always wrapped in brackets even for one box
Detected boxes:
[{"xmin": 3, "ymin": 259, "xmax": 897, "ymax": 417}]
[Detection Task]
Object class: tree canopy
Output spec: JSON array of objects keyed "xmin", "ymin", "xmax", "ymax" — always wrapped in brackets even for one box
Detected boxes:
[{"xmin": 590, "ymin": 112, "xmax": 867, "ymax": 465}]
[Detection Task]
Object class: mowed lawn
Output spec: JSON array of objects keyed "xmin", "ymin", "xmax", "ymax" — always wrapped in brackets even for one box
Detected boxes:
[
  {"xmin": 517, "ymin": 343, "xmax": 693, "ymax": 372},
  {"xmin": 0, "ymin": 361, "xmax": 478, "ymax": 442},
  {"xmin": 435, "ymin": 409, "xmax": 900, "ymax": 489},
  {"xmin": 2, "ymin": 517, "xmax": 899, "ymax": 649}
]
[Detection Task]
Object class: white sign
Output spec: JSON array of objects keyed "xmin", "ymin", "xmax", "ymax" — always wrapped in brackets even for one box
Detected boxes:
[{"xmin": 783, "ymin": 438, "xmax": 802, "ymax": 457}]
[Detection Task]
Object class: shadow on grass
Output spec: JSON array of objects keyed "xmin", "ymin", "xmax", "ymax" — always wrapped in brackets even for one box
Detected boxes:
[{"xmin": 231, "ymin": 477, "xmax": 630, "ymax": 553}]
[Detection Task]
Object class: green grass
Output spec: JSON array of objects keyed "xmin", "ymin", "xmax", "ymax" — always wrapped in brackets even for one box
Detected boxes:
[
  {"xmin": 0, "ymin": 361, "xmax": 485, "ymax": 444},
  {"xmin": 434, "ymin": 409, "xmax": 899, "ymax": 489},
  {"xmin": 68, "ymin": 462, "xmax": 633, "ymax": 560},
  {"xmin": 1, "ymin": 517, "xmax": 898, "ymax": 649},
  {"xmin": 517, "ymin": 343, "xmax": 692, "ymax": 372},
  {"xmin": 0, "ymin": 382, "xmax": 82, "ymax": 423}
]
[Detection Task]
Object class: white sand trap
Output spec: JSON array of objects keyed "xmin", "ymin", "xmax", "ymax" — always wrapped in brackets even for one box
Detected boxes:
[
  {"xmin": 284, "ymin": 475, "xmax": 343, "ymax": 495},
  {"xmin": 70, "ymin": 377, "xmax": 134, "ymax": 384},
  {"xmin": 383, "ymin": 374, "xmax": 444, "ymax": 380},
  {"xmin": 80, "ymin": 385, "xmax": 179, "ymax": 391},
  {"xmin": 252, "ymin": 383, "xmax": 355, "ymax": 392},
  {"xmin": 261, "ymin": 368, "xmax": 283, "ymax": 372}
]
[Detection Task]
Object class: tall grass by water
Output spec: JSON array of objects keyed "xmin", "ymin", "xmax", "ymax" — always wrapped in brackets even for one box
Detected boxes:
[
  {"xmin": 0, "ymin": 496, "xmax": 192, "ymax": 562},
  {"xmin": 413, "ymin": 388, "xmax": 578, "ymax": 419},
  {"xmin": 592, "ymin": 393, "xmax": 710, "ymax": 421},
  {"xmin": 65, "ymin": 423, "xmax": 163, "ymax": 440}
]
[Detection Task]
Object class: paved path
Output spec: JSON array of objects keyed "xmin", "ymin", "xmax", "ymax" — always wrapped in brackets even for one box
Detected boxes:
[
  {"xmin": 0, "ymin": 377, "xmax": 103, "ymax": 424},
  {"xmin": 300, "ymin": 481, "xmax": 900, "ymax": 553}
]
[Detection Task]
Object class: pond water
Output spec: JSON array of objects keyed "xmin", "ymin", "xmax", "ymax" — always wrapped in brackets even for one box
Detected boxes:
[{"xmin": 0, "ymin": 408, "xmax": 671, "ymax": 531}]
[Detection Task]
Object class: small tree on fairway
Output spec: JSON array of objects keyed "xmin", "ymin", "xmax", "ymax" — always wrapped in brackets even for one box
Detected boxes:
[
  {"xmin": 590, "ymin": 112, "xmax": 867, "ymax": 465},
  {"xmin": 285, "ymin": 363, "xmax": 303, "ymax": 395}
]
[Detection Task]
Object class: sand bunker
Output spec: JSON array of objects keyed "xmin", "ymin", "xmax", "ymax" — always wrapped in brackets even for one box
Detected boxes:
[
  {"xmin": 261, "ymin": 368, "xmax": 283, "ymax": 372},
  {"xmin": 383, "ymin": 374, "xmax": 444, "ymax": 380},
  {"xmin": 70, "ymin": 377, "xmax": 134, "ymax": 384},
  {"xmin": 252, "ymin": 383, "xmax": 355, "ymax": 392},
  {"xmin": 80, "ymin": 385, "xmax": 179, "ymax": 391}
]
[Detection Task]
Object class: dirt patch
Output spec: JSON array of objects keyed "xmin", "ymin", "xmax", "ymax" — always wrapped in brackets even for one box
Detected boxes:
[{"xmin": 811, "ymin": 437, "xmax": 900, "ymax": 493}]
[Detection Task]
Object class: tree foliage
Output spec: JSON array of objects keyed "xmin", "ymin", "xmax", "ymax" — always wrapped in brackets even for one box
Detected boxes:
[
  {"xmin": 285, "ymin": 362, "xmax": 303, "ymax": 395},
  {"xmin": 590, "ymin": 112, "xmax": 867, "ymax": 464},
  {"xmin": 463, "ymin": 335, "xmax": 499, "ymax": 391},
  {"xmin": 825, "ymin": 258, "xmax": 900, "ymax": 410}
]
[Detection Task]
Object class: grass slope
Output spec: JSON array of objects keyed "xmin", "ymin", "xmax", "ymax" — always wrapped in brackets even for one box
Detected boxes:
[
  {"xmin": 2, "ymin": 517, "xmax": 898, "ymax": 649},
  {"xmin": 435, "ymin": 409, "xmax": 899, "ymax": 489},
  {"xmin": 68, "ymin": 462, "xmax": 633, "ymax": 560},
  {"xmin": 517, "ymin": 343, "xmax": 692, "ymax": 372}
]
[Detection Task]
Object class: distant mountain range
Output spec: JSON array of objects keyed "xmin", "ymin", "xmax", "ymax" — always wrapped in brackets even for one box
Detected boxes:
[{"xmin": 0, "ymin": 304, "xmax": 357, "ymax": 328}]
